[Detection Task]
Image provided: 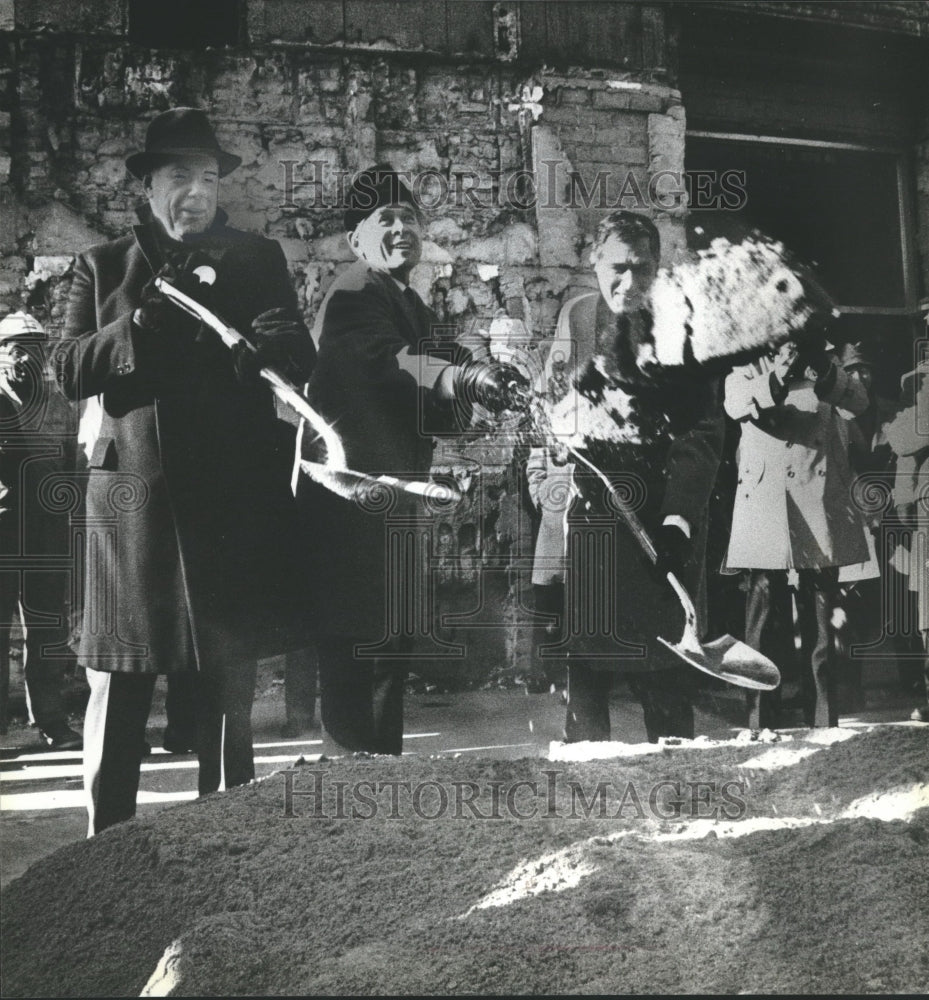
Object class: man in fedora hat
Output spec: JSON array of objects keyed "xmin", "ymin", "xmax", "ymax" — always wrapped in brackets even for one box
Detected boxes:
[
  {"xmin": 295, "ymin": 163, "xmax": 528, "ymax": 755},
  {"xmin": 57, "ymin": 107, "xmax": 315, "ymax": 833}
]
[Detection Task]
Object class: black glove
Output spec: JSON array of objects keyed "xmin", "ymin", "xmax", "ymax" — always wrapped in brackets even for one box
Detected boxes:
[
  {"xmin": 132, "ymin": 270, "xmax": 174, "ymax": 332},
  {"xmin": 654, "ymin": 522, "xmax": 692, "ymax": 581},
  {"xmin": 453, "ymin": 360, "xmax": 530, "ymax": 414},
  {"xmin": 133, "ymin": 256, "xmax": 205, "ymax": 334},
  {"xmin": 233, "ymin": 308, "xmax": 309, "ymax": 385}
]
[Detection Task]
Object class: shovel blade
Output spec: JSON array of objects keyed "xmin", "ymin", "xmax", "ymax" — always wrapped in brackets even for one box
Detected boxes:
[{"xmin": 657, "ymin": 634, "xmax": 781, "ymax": 691}]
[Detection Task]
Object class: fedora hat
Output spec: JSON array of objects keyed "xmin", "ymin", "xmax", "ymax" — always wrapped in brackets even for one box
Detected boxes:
[
  {"xmin": 125, "ymin": 107, "xmax": 241, "ymax": 180},
  {"xmin": 343, "ymin": 163, "xmax": 418, "ymax": 232}
]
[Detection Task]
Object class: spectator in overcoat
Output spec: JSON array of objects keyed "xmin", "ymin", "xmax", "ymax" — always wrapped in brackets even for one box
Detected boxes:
[
  {"xmin": 724, "ymin": 338, "xmax": 870, "ymax": 728},
  {"xmin": 0, "ymin": 311, "xmax": 82, "ymax": 748},
  {"xmin": 883, "ymin": 357, "xmax": 929, "ymax": 723}
]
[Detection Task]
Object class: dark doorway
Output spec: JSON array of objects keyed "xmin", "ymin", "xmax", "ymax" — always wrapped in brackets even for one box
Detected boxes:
[{"xmin": 129, "ymin": 0, "xmax": 243, "ymax": 49}]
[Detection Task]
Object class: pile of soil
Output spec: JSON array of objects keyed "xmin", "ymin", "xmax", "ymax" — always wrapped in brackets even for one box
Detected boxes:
[{"xmin": 2, "ymin": 726, "xmax": 928, "ymax": 997}]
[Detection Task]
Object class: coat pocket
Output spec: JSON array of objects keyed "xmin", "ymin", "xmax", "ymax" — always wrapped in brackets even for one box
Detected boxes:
[{"xmin": 88, "ymin": 436, "xmax": 116, "ymax": 470}]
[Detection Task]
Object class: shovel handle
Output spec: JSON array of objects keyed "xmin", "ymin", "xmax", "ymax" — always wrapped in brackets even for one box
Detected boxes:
[
  {"xmin": 155, "ymin": 278, "xmax": 347, "ymax": 469},
  {"xmin": 566, "ymin": 444, "xmax": 699, "ymax": 624}
]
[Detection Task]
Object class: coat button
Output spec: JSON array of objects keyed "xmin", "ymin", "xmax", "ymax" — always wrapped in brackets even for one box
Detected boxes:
[
  {"xmin": 117, "ymin": 363, "xmax": 132, "ymax": 375},
  {"xmin": 818, "ymin": 469, "xmax": 825, "ymax": 476},
  {"xmin": 787, "ymin": 470, "xmax": 795, "ymax": 478}
]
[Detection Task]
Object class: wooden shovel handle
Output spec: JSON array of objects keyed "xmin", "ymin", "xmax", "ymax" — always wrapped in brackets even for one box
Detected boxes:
[{"xmin": 566, "ymin": 444, "xmax": 699, "ymax": 626}]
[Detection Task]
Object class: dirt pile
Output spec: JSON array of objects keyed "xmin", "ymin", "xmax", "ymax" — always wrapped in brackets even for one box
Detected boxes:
[{"xmin": 2, "ymin": 726, "xmax": 928, "ymax": 997}]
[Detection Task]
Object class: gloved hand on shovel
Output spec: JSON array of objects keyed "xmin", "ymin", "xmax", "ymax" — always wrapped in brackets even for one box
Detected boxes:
[
  {"xmin": 233, "ymin": 307, "xmax": 313, "ymax": 386},
  {"xmin": 452, "ymin": 359, "xmax": 530, "ymax": 414}
]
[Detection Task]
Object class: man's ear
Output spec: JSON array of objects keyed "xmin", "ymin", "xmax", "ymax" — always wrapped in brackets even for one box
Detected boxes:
[
  {"xmin": 346, "ymin": 228, "xmax": 360, "ymax": 256},
  {"xmin": 142, "ymin": 174, "xmax": 154, "ymax": 198}
]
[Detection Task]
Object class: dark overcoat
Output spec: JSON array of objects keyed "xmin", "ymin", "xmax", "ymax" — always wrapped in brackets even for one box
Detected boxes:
[
  {"xmin": 296, "ymin": 262, "xmax": 465, "ymax": 641},
  {"xmin": 57, "ymin": 211, "xmax": 314, "ymax": 673},
  {"xmin": 555, "ymin": 293, "xmax": 725, "ymax": 673}
]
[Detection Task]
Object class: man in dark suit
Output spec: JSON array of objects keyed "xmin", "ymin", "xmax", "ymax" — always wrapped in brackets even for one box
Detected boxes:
[
  {"xmin": 543, "ymin": 211, "xmax": 724, "ymax": 742},
  {"xmin": 57, "ymin": 107, "xmax": 314, "ymax": 833},
  {"xmin": 296, "ymin": 165, "xmax": 526, "ymax": 755}
]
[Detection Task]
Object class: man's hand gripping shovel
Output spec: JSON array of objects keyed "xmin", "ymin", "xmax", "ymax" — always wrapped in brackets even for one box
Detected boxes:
[
  {"xmin": 568, "ymin": 446, "xmax": 780, "ymax": 692},
  {"xmin": 155, "ymin": 276, "xmax": 460, "ymax": 505}
]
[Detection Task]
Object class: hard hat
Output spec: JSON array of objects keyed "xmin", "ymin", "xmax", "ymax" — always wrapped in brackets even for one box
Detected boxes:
[{"xmin": 0, "ymin": 311, "xmax": 46, "ymax": 342}]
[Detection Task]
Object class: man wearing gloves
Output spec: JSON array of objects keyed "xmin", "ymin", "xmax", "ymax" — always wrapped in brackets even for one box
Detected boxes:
[
  {"xmin": 531, "ymin": 211, "xmax": 724, "ymax": 743},
  {"xmin": 296, "ymin": 164, "xmax": 527, "ymax": 755},
  {"xmin": 57, "ymin": 107, "xmax": 314, "ymax": 833}
]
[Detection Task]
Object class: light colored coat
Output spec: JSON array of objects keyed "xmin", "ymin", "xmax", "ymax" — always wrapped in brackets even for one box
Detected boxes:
[
  {"xmin": 527, "ymin": 294, "xmax": 594, "ymax": 586},
  {"xmin": 724, "ymin": 356, "xmax": 870, "ymax": 571},
  {"xmin": 883, "ymin": 360, "xmax": 929, "ymax": 630}
]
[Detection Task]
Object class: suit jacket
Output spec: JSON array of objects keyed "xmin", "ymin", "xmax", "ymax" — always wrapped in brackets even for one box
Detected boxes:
[
  {"xmin": 544, "ymin": 292, "xmax": 724, "ymax": 671},
  {"xmin": 57, "ymin": 209, "xmax": 314, "ymax": 673},
  {"xmin": 724, "ymin": 356, "xmax": 870, "ymax": 571},
  {"xmin": 296, "ymin": 261, "xmax": 467, "ymax": 639}
]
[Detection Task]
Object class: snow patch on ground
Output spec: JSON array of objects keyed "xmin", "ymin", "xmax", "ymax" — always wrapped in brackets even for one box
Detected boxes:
[
  {"xmin": 457, "ymin": 841, "xmax": 607, "ymax": 917},
  {"xmin": 458, "ymin": 782, "xmax": 928, "ymax": 918},
  {"xmin": 738, "ymin": 746, "xmax": 820, "ymax": 771},
  {"xmin": 841, "ymin": 783, "xmax": 929, "ymax": 822}
]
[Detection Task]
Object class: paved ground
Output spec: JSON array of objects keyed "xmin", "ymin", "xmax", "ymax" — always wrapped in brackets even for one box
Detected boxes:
[{"xmin": 0, "ymin": 661, "xmax": 921, "ymax": 888}]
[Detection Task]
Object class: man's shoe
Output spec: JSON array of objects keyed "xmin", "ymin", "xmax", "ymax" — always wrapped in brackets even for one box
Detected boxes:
[
  {"xmin": 162, "ymin": 728, "xmax": 197, "ymax": 754},
  {"xmin": 910, "ymin": 705, "xmax": 929, "ymax": 723},
  {"xmin": 40, "ymin": 724, "xmax": 83, "ymax": 751}
]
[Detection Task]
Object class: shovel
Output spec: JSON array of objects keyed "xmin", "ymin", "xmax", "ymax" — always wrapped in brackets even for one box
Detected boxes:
[
  {"xmin": 299, "ymin": 460, "xmax": 461, "ymax": 505},
  {"xmin": 568, "ymin": 446, "xmax": 780, "ymax": 691},
  {"xmin": 156, "ymin": 278, "xmax": 449, "ymax": 504}
]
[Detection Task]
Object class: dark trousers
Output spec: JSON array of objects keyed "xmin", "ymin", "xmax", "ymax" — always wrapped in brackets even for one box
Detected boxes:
[
  {"xmin": 284, "ymin": 645, "xmax": 318, "ymax": 731},
  {"xmin": 164, "ymin": 669, "xmax": 198, "ymax": 742},
  {"xmin": 83, "ymin": 659, "xmax": 258, "ymax": 835},
  {"xmin": 194, "ymin": 659, "xmax": 258, "ymax": 796},
  {"xmin": 533, "ymin": 582, "xmax": 567, "ymax": 688},
  {"xmin": 745, "ymin": 568, "xmax": 838, "ymax": 729},
  {"xmin": 83, "ymin": 670, "xmax": 157, "ymax": 835},
  {"xmin": 0, "ymin": 570, "xmax": 70, "ymax": 733},
  {"xmin": 316, "ymin": 636, "xmax": 407, "ymax": 755},
  {"xmin": 565, "ymin": 663, "xmax": 695, "ymax": 743}
]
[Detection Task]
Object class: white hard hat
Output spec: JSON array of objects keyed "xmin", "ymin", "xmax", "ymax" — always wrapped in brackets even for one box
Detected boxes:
[{"xmin": 0, "ymin": 311, "xmax": 45, "ymax": 342}]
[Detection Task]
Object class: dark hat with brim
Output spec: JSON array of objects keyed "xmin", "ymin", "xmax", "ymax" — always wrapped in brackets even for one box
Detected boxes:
[
  {"xmin": 125, "ymin": 107, "xmax": 241, "ymax": 180},
  {"xmin": 344, "ymin": 163, "xmax": 418, "ymax": 232},
  {"xmin": 839, "ymin": 340, "xmax": 871, "ymax": 371}
]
